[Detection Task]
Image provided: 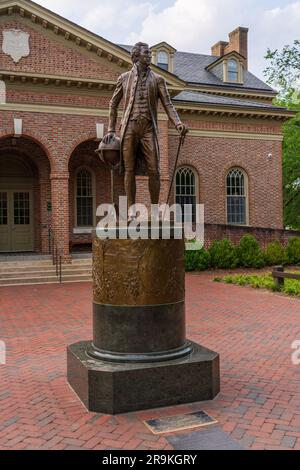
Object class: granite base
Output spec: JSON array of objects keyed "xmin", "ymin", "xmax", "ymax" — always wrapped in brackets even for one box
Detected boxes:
[{"xmin": 67, "ymin": 340, "xmax": 220, "ymax": 414}]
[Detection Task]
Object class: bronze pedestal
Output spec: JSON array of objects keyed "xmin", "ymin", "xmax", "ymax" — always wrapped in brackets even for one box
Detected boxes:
[{"xmin": 67, "ymin": 226, "xmax": 220, "ymax": 413}]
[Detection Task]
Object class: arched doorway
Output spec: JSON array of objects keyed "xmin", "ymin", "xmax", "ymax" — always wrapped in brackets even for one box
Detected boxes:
[
  {"xmin": 0, "ymin": 154, "xmax": 34, "ymax": 251},
  {"xmin": 0, "ymin": 137, "xmax": 51, "ymax": 253}
]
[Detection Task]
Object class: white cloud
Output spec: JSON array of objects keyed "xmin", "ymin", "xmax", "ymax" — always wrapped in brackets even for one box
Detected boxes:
[
  {"xmin": 253, "ymin": 2, "xmax": 300, "ymax": 78},
  {"xmin": 81, "ymin": 0, "xmax": 153, "ymax": 41},
  {"xmin": 35, "ymin": 0, "xmax": 300, "ymax": 80}
]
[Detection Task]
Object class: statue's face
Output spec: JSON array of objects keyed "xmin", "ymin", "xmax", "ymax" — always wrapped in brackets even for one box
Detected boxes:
[{"xmin": 138, "ymin": 45, "xmax": 152, "ymax": 67}]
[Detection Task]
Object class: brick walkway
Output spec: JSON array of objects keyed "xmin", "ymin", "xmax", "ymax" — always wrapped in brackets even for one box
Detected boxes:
[{"xmin": 0, "ymin": 273, "xmax": 300, "ymax": 450}]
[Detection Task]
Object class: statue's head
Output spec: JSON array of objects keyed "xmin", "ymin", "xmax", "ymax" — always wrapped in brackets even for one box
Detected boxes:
[{"xmin": 131, "ymin": 42, "xmax": 152, "ymax": 67}]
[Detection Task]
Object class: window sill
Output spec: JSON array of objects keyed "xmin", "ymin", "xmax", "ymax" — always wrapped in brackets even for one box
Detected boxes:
[
  {"xmin": 226, "ymin": 223, "xmax": 250, "ymax": 227},
  {"xmin": 73, "ymin": 227, "xmax": 93, "ymax": 234}
]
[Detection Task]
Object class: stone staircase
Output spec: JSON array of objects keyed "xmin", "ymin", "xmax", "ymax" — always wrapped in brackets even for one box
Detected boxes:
[{"xmin": 0, "ymin": 256, "xmax": 92, "ymax": 286}]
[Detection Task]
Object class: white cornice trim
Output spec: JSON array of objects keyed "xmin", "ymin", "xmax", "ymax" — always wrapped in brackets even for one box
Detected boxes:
[
  {"xmin": 169, "ymin": 128, "xmax": 283, "ymax": 141},
  {"xmin": 0, "ymin": 102, "xmax": 169, "ymax": 120}
]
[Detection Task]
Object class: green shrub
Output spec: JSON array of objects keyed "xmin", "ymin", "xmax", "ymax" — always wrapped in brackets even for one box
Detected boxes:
[
  {"xmin": 236, "ymin": 234, "xmax": 265, "ymax": 268},
  {"xmin": 208, "ymin": 239, "xmax": 238, "ymax": 269},
  {"xmin": 220, "ymin": 272, "xmax": 300, "ymax": 297},
  {"xmin": 264, "ymin": 240, "xmax": 286, "ymax": 266},
  {"xmin": 285, "ymin": 237, "xmax": 300, "ymax": 265},
  {"xmin": 185, "ymin": 248, "xmax": 211, "ymax": 271}
]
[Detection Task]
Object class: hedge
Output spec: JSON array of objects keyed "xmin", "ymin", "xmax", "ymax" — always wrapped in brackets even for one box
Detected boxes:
[{"xmin": 184, "ymin": 234, "xmax": 300, "ymax": 271}]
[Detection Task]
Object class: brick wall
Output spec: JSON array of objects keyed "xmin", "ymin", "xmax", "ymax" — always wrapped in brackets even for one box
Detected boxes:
[
  {"xmin": 204, "ymin": 223, "xmax": 300, "ymax": 249},
  {"xmin": 0, "ymin": 15, "xmax": 124, "ymax": 80},
  {"xmin": 169, "ymin": 121, "xmax": 283, "ymax": 229}
]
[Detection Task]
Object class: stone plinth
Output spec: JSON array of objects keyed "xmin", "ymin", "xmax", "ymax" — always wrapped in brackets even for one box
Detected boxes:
[
  {"xmin": 67, "ymin": 340, "xmax": 220, "ymax": 414},
  {"xmin": 67, "ymin": 225, "xmax": 220, "ymax": 413}
]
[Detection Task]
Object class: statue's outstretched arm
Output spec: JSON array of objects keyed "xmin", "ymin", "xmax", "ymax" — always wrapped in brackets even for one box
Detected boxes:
[{"xmin": 157, "ymin": 76, "xmax": 182, "ymax": 128}]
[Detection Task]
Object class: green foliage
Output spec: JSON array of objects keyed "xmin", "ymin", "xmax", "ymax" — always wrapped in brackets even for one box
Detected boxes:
[
  {"xmin": 282, "ymin": 114, "xmax": 300, "ymax": 229},
  {"xmin": 264, "ymin": 40, "xmax": 300, "ymax": 229},
  {"xmin": 185, "ymin": 236, "xmax": 300, "ymax": 272},
  {"xmin": 185, "ymin": 248, "xmax": 211, "ymax": 271},
  {"xmin": 208, "ymin": 239, "xmax": 238, "ymax": 269},
  {"xmin": 236, "ymin": 235, "xmax": 266, "ymax": 268},
  {"xmin": 223, "ymin": 273, "xmax": 300, "ymax": 297},
  {"xmin": 264, "ymin": 240, "xmax": 286, "ymax": 265},
  {"xmin": 264, "ymin": 40, "xmax": 300, "ymax": 103},
  {"xmin": 285, "ymin": 237, "xmax": 300, "ymax": 264}
]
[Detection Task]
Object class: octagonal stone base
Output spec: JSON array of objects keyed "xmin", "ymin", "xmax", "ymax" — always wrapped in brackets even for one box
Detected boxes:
[{"xmin": 67, "ymin": 340, "xmax": 220, "ymax": 414}]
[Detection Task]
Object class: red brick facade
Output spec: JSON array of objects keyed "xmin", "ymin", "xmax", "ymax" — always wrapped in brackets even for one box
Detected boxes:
[{"xmin": 0, "ymin": 5, "xmax": 292, "ymax": 260}]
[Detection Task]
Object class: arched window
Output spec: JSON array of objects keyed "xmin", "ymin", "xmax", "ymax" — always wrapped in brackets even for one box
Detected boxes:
[
  {"xmin": 76, "ymin": 169, "xmax": 94, "ymax": 226},
  {"xmin": 0, "ymin": 81, "xmax": 6, "ymax": 104},
  {"xmin": 227, "ymin": 59, "xmax": 238, "ymax": 82},
  {"xmin": 157, "ymin": 50, "xmax": 169, "ymax": 71},
  {"xmin": 226, "ymin": 168, "xmax": 248, "ymax": 225},
  {"xmin": 175, "ymin": 167, "xmax": 197, "ymax": 222}
]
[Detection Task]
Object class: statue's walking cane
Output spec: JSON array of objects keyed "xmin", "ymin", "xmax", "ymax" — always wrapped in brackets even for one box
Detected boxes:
[{"xmin": 163, "ymin": 128, "xmax": 188, "ymax": 221}]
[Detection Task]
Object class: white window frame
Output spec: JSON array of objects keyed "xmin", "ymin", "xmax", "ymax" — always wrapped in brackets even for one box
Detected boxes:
[
  {"xmin": 223, "ymin": 58, "xmax": 244, "ymax": 84},
  {"xmin": 226, "ymin": 167, "xmax": 249, "ymax": 226},
  {"xmin": 175, "ymin": 166, "xmax": 198, "ymax": 223},
  {"xmin": 74, "ymin": 166, "xmax": 96, "ymax": 228},
  {"xmin": 157, "ymin": 50, "xmax": 169, "ymax": 71}
]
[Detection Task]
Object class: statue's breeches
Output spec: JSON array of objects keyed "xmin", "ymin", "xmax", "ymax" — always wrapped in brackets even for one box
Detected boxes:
[{"xmin": 122, "ymin": 118, "xmax": 159, "ymax": 175}]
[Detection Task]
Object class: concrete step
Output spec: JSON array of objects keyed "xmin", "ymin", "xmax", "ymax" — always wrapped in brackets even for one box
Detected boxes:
[
  {"xmin": 0, "ymin": 265, "xmax": 56, "ymax": 274},
  {"xmin": 0, "ymin": 259, "xmax": 91, "ymax": 269},
  {"xmin": 0, "ymin": 254, "xmax": 52, "ymax": 262},
  {"xmin": 0, "ymin": 259, "xmax": 55, "ymax": 268},
  {"xmin": 0, "ymin": 268, "xmax": 91, "ymax": 279},
  {"xmin": 0, "ymin": 273, "xmax": 92, "ymax": 286},
  {"xmin": 0, "ymin": 256, "xmax": 92, "ymax": 286},
  {"xmin": 0, "ymin": 265, "xmax": 92, "ymax": 275}
]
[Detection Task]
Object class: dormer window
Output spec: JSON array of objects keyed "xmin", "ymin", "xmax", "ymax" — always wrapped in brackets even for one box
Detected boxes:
[
  {"xmin": 151, "ymin": 42, "xmax": 176, "ymax": 73},
  {"xmin": 207, "ymin": 51, "xmax": 244, "ymax": 84},
  {"xmin": 223, "ymin": 56, "xmax": 244, "ymax": 83},
  {"xmin": 157, "ymin": 50, "xmax": 169, "ymax": 71},
  {"xmin": 227, "ymin": 59, "xmax": 238, "ymax": 81}
]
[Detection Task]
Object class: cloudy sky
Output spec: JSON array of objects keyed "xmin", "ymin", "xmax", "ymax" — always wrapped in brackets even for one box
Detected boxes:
[{"xmin": 37, "ymin": 0, "xmax": 300, "ymax": 80}]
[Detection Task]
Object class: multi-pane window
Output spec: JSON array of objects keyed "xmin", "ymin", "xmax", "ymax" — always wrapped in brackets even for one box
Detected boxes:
[
  {"xmin": 157, "ymin": 50, "xmax": 169, "ymax": 71},
  {"xmin": 0, "ymin": 192, "xmax": 8, "ymax": 225},
  {"xmin": 14, "ymin": 192, "xmax": 30, "ymax": 225},
  {"xmin": 0, "ymin": 80, "xmax": 6, "ymax": 104},
  {"xmin": 227, "ymin": 59, "xmax": 238, "ymax": 82},
  {"xmin": 227, "ymin": 169, "xmax": 247, "ymax": 225},
  {"xmin": 175, "ymin": 167, "xmax": 197, "ymax": 223},
  {"xmin": 76, "ymin": 169, "xmax": 93, "ymax": 226}
]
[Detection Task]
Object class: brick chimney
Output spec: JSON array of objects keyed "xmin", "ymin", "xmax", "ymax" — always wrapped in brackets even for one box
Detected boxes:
[
  {"xmin": 211, "ymin": 41, "xmax": 229, "ymax": 57},
  {"xmin": 225, "ymin": 27, "xmax": 248, "ymax": 68},
  {"xmin": 211, "ymin": 26, "xmax": 248, "ymax": 69}
]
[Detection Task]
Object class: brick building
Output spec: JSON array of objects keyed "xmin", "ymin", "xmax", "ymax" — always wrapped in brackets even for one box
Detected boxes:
[{"xmin": 0, "ymin": 0, "xmax": 295, "ymax": 261}]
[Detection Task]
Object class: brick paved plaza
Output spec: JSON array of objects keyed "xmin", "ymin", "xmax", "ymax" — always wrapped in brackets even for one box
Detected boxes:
[{"xmin": 1, "ymin": 273, "xmax": 300, "ymax": 450}]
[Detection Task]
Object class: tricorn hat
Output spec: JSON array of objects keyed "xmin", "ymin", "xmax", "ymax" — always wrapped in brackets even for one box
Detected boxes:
[{"xmin": 95, "ymin": 136, "xmax": 121, "ymax": 169}]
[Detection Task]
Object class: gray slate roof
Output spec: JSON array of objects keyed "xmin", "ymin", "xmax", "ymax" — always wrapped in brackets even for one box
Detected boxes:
[
  {"xmin": 173, "ymin": 51, "xmax": 273, "ymax": 91},
  {"xmin": 173, "ymin": 91, "xmax": 286, "ymax": 110},
  {"xmin": 119, "ymin": 45, "xmax": 274, "ymax": 93}
]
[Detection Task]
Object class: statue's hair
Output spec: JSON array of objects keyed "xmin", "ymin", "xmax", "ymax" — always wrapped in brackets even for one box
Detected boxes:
[{"xmin": 131, "ymin": 42, "xmax": 149, "ymax": 63}]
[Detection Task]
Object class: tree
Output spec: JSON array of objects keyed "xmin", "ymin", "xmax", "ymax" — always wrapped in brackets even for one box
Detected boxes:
[
  {"xmin": 264, "ymin": 40, "xmax": 300, "ymax": 103},
  {"xmin": 264, "ymin": 41, "xmax": 300, "ymax": 229}
]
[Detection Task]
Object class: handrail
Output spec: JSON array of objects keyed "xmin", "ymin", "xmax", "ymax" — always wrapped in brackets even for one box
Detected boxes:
[{"xmin": 48, "ymin": 227, "xmax": 62, "ymax": 284}]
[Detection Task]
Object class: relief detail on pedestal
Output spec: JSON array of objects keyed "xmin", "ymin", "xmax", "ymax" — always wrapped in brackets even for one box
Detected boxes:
[
  {"xmin": 93, "ymin": 237, "xmax": 185, "ymax": 306},
  {"xmin": 2, "ymin": 29, "xmax": 30, "ymax": 63}
]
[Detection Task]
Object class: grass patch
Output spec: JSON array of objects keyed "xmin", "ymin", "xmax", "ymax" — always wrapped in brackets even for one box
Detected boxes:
[{"xmin": 220, "ymin": 273, "xmax": 300, "ymax": 297}]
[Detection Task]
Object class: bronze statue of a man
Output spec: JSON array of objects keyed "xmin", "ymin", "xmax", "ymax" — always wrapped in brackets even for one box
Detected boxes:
[{"xmin": 102, "ymin": 42, "xmax": 187, "ymax": 215}]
